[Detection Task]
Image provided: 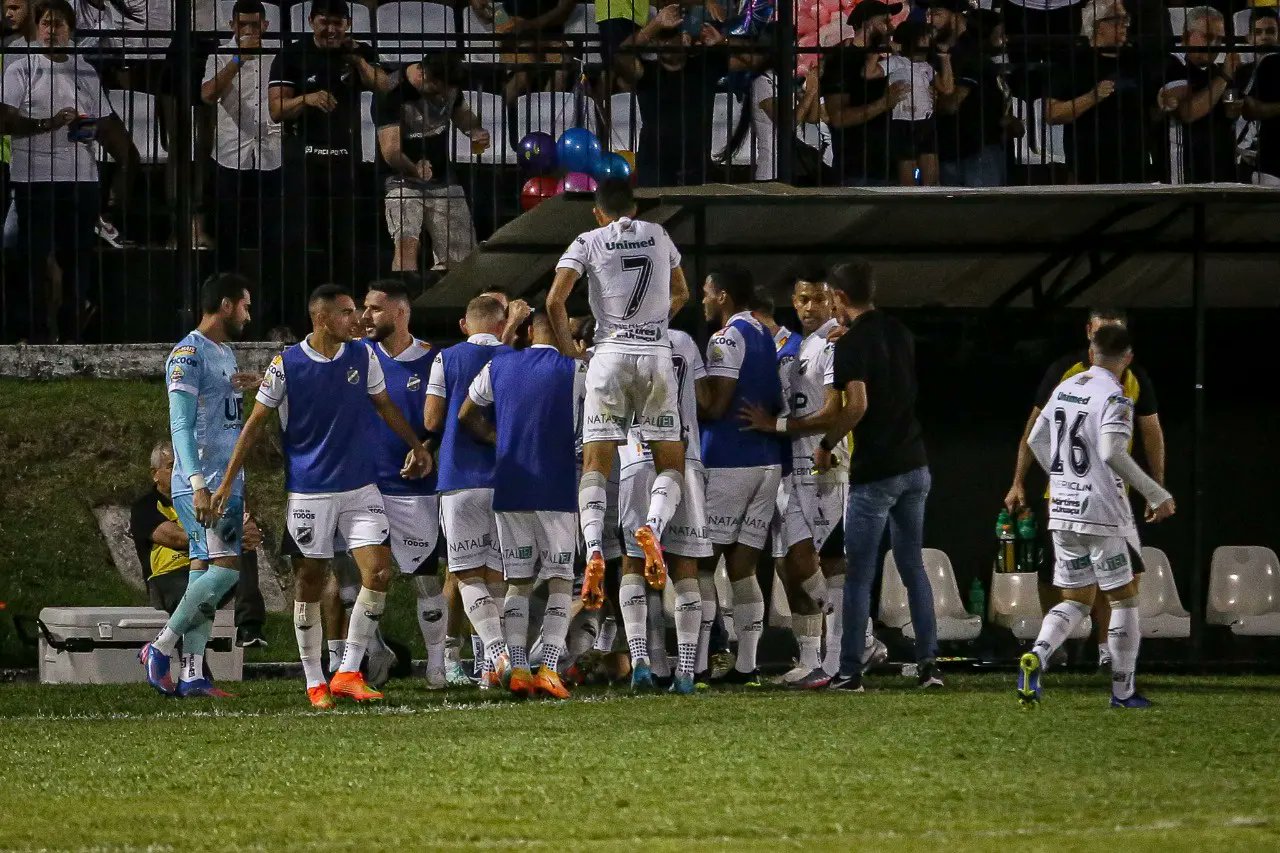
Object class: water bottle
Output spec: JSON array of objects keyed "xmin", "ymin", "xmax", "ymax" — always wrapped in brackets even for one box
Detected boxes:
[
  {"xmin": 492, "ymin": 1, "xmax": 513, "ymax": 33},
  {"xmin": 1016, "ymin": 508, "xmax": 1037, "ymax": 574},
  {"xmin": 968, "ymin": 577, "xmax": 985, "ymax": 618},
  {"xmin": 995, "ymin": 508, "xmax": 1015, "ymax": 572}
]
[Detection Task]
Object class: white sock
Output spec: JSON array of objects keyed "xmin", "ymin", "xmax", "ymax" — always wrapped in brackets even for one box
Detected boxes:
[
  {"xmin": 596, "ymin": 615, "xmax": 618, "ymax": 653},
  {"xmin": 567, "ymin": 607, "xmax": 601, "ymax": 667},
  {"xmin": 647, "ymin": 589, "xmax": 670, "ymax": 678},
  {"xmin": 413, "ymin": 575, "xmax": 448, "ymax": 673},
  {"xmin": 578, "ymin": 471, "xmax": 607, "ymax": 556},
  {"xmin": 459, "ymin": 579, "xmax": 506, "ymax": 673},
  {"xmin": 487, "ymin": 577, "xmax": 507, "ymax": 634},
  {"xmin": 444, "ymin": 637, "xmax": 461, "ymax": 665},
  {"xmin": 1098, "ymin": 642, "xmax": 1111, "ymax": 661},
  {"xmin": 1108, "ymin": 598, "xmax": 1141, "ymax": 699},
  {"xmin": 673, "ymin": 577, "xmax": 701, "ymax": 677},
  {"xmin": 696, "ymin": 573, "xmax": 717, "ymax": 673},
  {"xmin": 801, "ymin": 570, "xmax": 829, "ymax": 613},
  {"xmin": 504, "ymin": 582, "xmax": 532, "ymax": 671},
  {"xmin": 179, "ymin": 653, "xmax": 202, "ymax": 683},
  {"xmin": 795, "ymin": 613, "xmax": 822, "ymax": 671},
  {"xmin": 539, "ymin": 579, "xmax": 572, "ymax": 673},
  {"xmin": 470, "ymin": 634, "xmax": 484, "ymax": 672},
  {"xmin": 1032, "ymin": 600, "xmax": 1090, "ymax": 668},
  {"xmin": 730, "ymin": 576, "xmax": 765, "ymax": 673},
  {"xmin": 822, "ymin": 574, "xmax": 845, "ymax": 675},
  {"xmin": 340, "ymin": 587, "xmax": 386, "ymax": 674},
  {"xmin": 327, "ymin": 639, "xmax": 345, "ymax": 666},
  {"xmin": 645, "ymin": 469, "xmax": 684, "ymax": 540},
  {"xmin": 294, "ymin": 601, "xmax": 324, "ymax": 689},
  {"xmin": 619, "ymin": 574, "xmax": 649, "ymax": 664},
  {"xmin": 152, "ymin": 626, "xmax": 180, "ymax": 657}
]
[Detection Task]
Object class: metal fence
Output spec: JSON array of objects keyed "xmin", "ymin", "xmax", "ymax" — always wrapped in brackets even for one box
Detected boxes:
[{"xmin": 0, "ymin": 0, "xmax": 1275, "ymax": 343}]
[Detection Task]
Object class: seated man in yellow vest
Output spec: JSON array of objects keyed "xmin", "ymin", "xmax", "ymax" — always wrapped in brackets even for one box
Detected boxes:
[{"xmin": 1005, "ymin": 308, "xmax": 1166, "ymax": 668}]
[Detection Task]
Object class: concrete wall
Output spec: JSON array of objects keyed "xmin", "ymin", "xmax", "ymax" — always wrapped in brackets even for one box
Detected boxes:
[{"xmin": 0, "ymin": 343, "xmax": 283, "ymax": 380}]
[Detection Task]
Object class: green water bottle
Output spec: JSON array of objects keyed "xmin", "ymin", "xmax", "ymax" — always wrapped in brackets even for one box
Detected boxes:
[
  {"xmin": 968, "ymin": 577, "xmax": 985, "ymax": 617},
  {"xmin": 995, "ymin": 508, "xmax": 1015, "ymax": 572},
  {"xmin": 1016, "ymin": 508, "xmax": 1037, "ymax": 573}
]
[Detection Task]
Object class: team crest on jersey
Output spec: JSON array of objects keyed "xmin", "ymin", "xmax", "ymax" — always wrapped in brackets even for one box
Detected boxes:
[
  {"xmin": 346, "ymin": 368, "xmax": 360, "ymax": 385},
  {"xmin": 797, "ymin": 359, "xmax": 809, "ymax": 375},
  {"xmin": 407, "ymin": 375, "xmax": 421, "ymax": 391}
]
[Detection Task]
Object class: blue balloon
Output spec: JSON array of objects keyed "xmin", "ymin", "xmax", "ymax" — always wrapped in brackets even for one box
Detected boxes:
[
  {"xmin": 594, "ymin": 151, "xmax": 632, "ymax": 183},
  {"xmin": 557, "ymin": 127, "xmax": 602, "ymax": 175}
]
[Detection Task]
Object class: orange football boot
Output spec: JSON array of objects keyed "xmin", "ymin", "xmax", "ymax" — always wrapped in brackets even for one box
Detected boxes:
[
  {"xmin": 307, "ymin": 684, "xmax": 335, "ymax": 709},
  {"xmin": 329, "ymin": 671, "xmax": 384, "ymax": 702},
  {"xmin": 532, "ymin": 666, "xmax": 571, "ymax": 699},
  {"xmin": 581, "ymin": 551, "xmax": 606, "ymax": 609},
  {"xmin": 634, "ymin": 525, "xmax": 667, "ymax": 590}
]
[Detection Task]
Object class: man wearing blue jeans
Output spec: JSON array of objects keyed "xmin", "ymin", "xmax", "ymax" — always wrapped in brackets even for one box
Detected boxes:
[{"xmin": 811, "ymin": 260, "xmax": 942, "ymax": 691}]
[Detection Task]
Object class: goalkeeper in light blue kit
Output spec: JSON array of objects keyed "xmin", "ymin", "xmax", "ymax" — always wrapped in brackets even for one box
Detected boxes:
[{"xmin": 139, "ymin": 274, "xmax": 256, "ymax": 697}]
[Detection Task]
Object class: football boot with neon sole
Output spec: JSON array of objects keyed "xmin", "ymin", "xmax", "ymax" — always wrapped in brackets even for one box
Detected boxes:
[
  {"xmin": 1017, "ymin": 652, "xmax": 1042, "ymax": 708},
  {"xmin": 634, "ymin": 526, "xmax": 667, "ymax": 590},
  {"xmin": 329, "ymin": 671, "xmax": 384, "ymax": 702}
]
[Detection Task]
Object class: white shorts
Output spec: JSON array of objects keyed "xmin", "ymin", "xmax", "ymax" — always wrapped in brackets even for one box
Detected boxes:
[
  {"xmin": 1051, "ymin": 530, "xmax": 1137, "ymax": 592},
  {"xmin": 285, "ymin": 484, "xmax": 388, "ymax": 560},
  {"xmin": 382, "ymin": 493, "xmax": 441, "ymax": 575},
  {"xmin": 705, "ymin": 465, "xmax": 782, "ymax": 552},
  {"xmin": 496, "ymin": 511, "xmax": 578, "ymax": 581},
  {"xmin": 583, "ymin": 350, "xmax": 681, "ymax": 445},
  {"xmin": 440, "ymin": 488, "xmax": 500, "ymax": 573},
  {"xmin": 775, "ymin": 476, "xmax": 844, "ymax": 556},
  {"xmin": 619, "ymin": 461, "xmax": 713, "ymax": 560}
]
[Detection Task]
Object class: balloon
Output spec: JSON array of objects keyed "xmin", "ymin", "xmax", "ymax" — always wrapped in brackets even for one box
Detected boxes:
[
  {"xmin": 594, "ymin": 151, "xmax": 633, "ymax": 183},
  {"xmin": 517, "ymin": 131, "xmax": 557, "ymax": 174},
  {"xmin": 797, "ymin": 15, "xmax": 818, "ymax": 37},
  {"xmin": 556, "ymin": 127, "xmax": 603, "ymax": 175},
  {"xmin": 556, "ymin": 172, "xmax": 598, "ymax": 194},
  {"xmin": 818, "ymin": 0, "xmax": 841, "ymax": 14},
  {"xmin": 839, "ymin": 0, "xmax": 857, "ymax": 10},
  {"xmin": 520, "ymin": 175, "xmax": 559, "ymax": 211}
]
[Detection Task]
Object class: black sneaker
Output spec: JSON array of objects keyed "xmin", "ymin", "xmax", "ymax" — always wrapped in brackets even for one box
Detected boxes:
[
  {"xmin": 713, "ymin": 668, "xmax": 762, "ymax": 687},
  {"xmin": 236, "ymin": 626, "xmax": 268, "ymax": 648},
  {"xmin": 918, "ymin": 660, "xmax": 944, "ymax": 689},
  {"xmin": 792, "ymin": 668, "xmax": 833, "ymax": 690},
  {"xmin": 828, "ymin": 673, "xmax": 865, "ymax": 692}
]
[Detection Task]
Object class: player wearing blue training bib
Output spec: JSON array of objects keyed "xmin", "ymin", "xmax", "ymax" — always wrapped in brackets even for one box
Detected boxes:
[
  {"xmin": 213, "ymin": 285, "xmax": 433, "ymax": 708},
  {"xmin": 460, "ymin": 311, "xmax": 585, "ymax": 700},
  {"xmin": 140, "ymin": 274, "xmax": 255, "ymax": 699}
]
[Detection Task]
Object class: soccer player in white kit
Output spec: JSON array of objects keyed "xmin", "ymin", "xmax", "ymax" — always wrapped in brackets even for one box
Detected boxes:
[
  {"xmin": 1019, "ymin": 324, "xmax": 1175, "ymax": 708},
  {"xmin": 547, "ymin": 181, "xmax": 690, "ymax": 608}
]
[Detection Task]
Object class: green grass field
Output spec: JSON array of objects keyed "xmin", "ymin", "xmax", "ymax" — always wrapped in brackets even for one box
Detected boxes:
[{"xmin": 1, "ymin": 674, "xmax": 1277, "ymax": 850}]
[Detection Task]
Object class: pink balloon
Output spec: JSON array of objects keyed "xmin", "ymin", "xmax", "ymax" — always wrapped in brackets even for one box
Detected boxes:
[
  {"xmin": 797, "ymin": 15, "xmax": 818, "ymax": 36},
  {"xmin": 839, "ymin": 0, "xmax": 857, "ymax": 10},
  {"xmin": 818, "ymin": 0, "xmax": 841, "ymax": 14},
  {"xmin": 557, "ymin": 172, "xmax": 598, "ymax": 194},
  {"xmin": 798, "ymin": 32, "xmax": 819, "ymax": 47},
  {"xmin": 818, "ymin": 19, "xmax": 846, "ymax": 46}
]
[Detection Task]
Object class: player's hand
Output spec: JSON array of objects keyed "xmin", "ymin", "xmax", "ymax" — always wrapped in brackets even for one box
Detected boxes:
[
  {"xmin": 401, "ymin": 445, "xmax": 434, "ymax": 479},
  {"xmin": 738, "ymin": 401, "xmax": 778, "ymax": 433},
  {"xmin": 230, "ymin": 371, "xmax": 262, "ymax": 392},
  {"xmin": 1094, "ymin": 79, "xmax": 1116, "ymax": 101},
  {"xmin": 1004, "ymin": 482, "xmax": 1026, "ymax": 514},
  {"xmin": 1145, "ymin": 497, "xmax": 1176, "ymax": 523},
  {"xmin": 206, "ymin": 487, "xmax": 229, "ymax": 526},
  {"xmin": 242, "ymin": 514, "xmax": 263, "ymax": 551},
  {"xmin": 813, "ymin": 445, "xmax": 834, "ymax": 474},
  {"xmin": 507, "ymin": 298, "xmax": 532, "ymax": 327},
  {"xmin": 304, "ymin": 90, "xmax": 338, "ymax": 113}
]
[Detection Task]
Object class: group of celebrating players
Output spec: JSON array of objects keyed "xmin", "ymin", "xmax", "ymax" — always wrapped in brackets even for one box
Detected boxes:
[{"xmin": 137, "ymin": 179, "xmax": 1175, "ymax": 709}]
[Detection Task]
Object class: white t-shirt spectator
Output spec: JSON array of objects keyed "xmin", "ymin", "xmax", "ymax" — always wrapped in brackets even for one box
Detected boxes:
[
  {"xmin": 1, "ymin": 53, "xmax": 109, "ymax": 182},
  {"xmin": 749, "ymin": 71, "xmax": 833, "ymax": 181},
  {"xmin": 203, "ymin": 41, "xmax": 282, "ymax": 171},
  {"xmin": 882, "ymin": 54, "xmax": 935, "ymax": 122}
]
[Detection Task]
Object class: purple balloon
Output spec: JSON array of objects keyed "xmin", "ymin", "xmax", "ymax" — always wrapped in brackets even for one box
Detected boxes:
[
  {"xmin": 556, "ymin": 172, "xmax": 598, "ymax": 194},
  {"xmin": 517, "ymin": 131, "xmax": 558, "ymax": 174}
]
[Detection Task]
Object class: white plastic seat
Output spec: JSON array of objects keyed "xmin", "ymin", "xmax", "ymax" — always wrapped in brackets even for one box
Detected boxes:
[
  {"xmin": 512, "ymin": 91, "xmax": 596, "ymax": 145},
  {"xmin": 215, "ymin": 1, "xmax": 283, "ymax": 47},
  {"xmin": 1138, "ymin": 547, "xmax": 1190, "ymax": 639},
  {"xmin": 289, "ymin": 1, "xmax": 372, "ymax": 38},
  {"xmin": 458, "ymin": 5, "xmax": 501, "ymax": 65},
  {"xmin": 989, "ymin": 570, "xmax": 1091, "ymax": 641},
  {"xmin": 563, "ymin": 2, "xmax": 604, "ymax": 67},
  {"xmin": 606, "ymin": 92, "xmax": 642, "ymax": 153},
  {"xmin": 451, "ymin": 90, "xmax": 517, "ymax": 165},
  {"xmin": 376, "ymin": 2, "xmax": 456, "ymax": 65},
  {"xmin": 1233, "ymin": 9, "xmax": 1253, "ymax": 39},
  {"xmin": 880, "ymin": 549, "xmax": 981, "ymax": 642},
  {"xmin": 1168, "ymin": 8, "xmax": 1186, "ymax": 43},
  {"xmin": 711, "ymin": 92, "xmax": 755, "ymax": 169},
  {"xmin": 102, "ymin": 90, "xmax": 166, "ymax": 164},
  {"xmin": 360, "ymin": 90, "xmax": 376, "ymax": 163},
  {"xmin": 1208, "ymin": 546, "xmax": 1280, "ymax": 636}
]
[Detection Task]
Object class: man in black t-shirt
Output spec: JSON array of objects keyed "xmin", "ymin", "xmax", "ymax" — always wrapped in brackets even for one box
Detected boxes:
[
  {"xmin": 820, "ymin": 1, "xmax": 904, "ymax": 186},
  {"xmin": 1233, "ymin": 9, "xmax": 1279, "ymax": 181},
  {"xmin": 1246, "ymin": 45, "xmax": 1280, "ymax": 184},
  {"xmin": 374, "ymin": 54, "xmax": 490, "ymax": 274},
  {"xmin": 268, "ymin": 0, "xmax": 390, "ymax": 326},
  {"xmin": 1163, "ymin": 7, "xmax": 1239, "ymax": 184},
  {"xmin": 810, "ymin": 260, "xmax": 940, "ymax": 692}
]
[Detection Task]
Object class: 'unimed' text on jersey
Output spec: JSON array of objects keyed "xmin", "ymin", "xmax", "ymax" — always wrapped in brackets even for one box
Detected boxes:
[
  {"xmin": 166, "ymin": 330, "xmax": 244, "ymax": 498},
  {"xmin": 370, "ymin": 339, "xmax": 437, "ymax": 496},
  {"xmin": 557, "ymin": 218, "xmax": 680, "ymax": 354},
  {"xmin": 430, "ymin": 335, "xmax": 506, "ymax": 492},
  {"xmin": 701, "ymin": 312, "xmax": 785, "ymax": 469},
  {"xmin": 1038, "ymin": 369, "xmax": 1137, "ymax": 539},
  {"xmin": 619, "ymin": 329, "xmax": 706, "ymax": 478}
]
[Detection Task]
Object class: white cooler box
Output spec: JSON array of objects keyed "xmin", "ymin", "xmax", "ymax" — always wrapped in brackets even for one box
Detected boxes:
[{"xmin": 36, "ymin": 606, "xmax": 243, "ymax": 685}]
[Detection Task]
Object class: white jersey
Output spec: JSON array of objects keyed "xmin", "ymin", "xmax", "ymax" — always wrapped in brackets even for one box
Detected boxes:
[
  {"xmin": 790, "ymin": 319, "xmax": 840, "ymax": 484},
  {"xmin": 1038, "ymin": 368, "xmax": 1137, "ymax": 540},
  {"xmin": 618, "ymin": 330, "xmax": 705, "ymax": 477},
  {"xmin": 557, "ymin": 217, "xmax": 681, "ymax": 355}
]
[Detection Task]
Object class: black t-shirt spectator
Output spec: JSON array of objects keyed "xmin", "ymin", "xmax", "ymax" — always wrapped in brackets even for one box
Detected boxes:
[
  {"xmin": 268, "ymin": 38, "xmax": 378, "ymax": 152},
  {"xmin": 831, "ymin": 310, "xmax": 928, "ymax": 484},
  {"xmin": 1165, "ymin": 57, "xmax": 1236, "ymax": 183},
  {"xmin": 1034, "ymin": 349, "xmax": 1159, "ymax": 417},
  {"xmin": 128, "ymin": 489, "xmax": 190, "ymax": 581},
  {"xmin": 636, "ymin": 52, "xmax": 726, "ymax": 185},
  {"xmin": 938, "ymin": 33, "xmax": 1007, "ymax": 162},
  {"xmin": 373, "ymin": 72, "xmax": 460, "ymax": 182},
  {"xmin": 821, "ymin": 44, "xmax": 891, "ymax": 183},
  {"xmin": 1047, "ymin": 46, "xmax": 1165, "ymax": 184},
  {"xmin": 1253, "ymin": 53, "xmax": 1280, "ymax": 178}
]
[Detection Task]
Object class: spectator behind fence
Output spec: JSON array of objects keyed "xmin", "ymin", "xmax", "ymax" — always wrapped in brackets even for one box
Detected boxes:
[
  {"xmin": 882, "ymin": 18, "xmax": 953, "ymax": 185},
  {"xmin": 202, "ymin": 0, "xmax": 285, "ymax": 329},
  {"xmin": 930, "ymin": 2, "xmax": 1016, "ymax": 187},
  {"xmin": 375, "ymin": 53, "xmax": 488, "ymax": 277},
  {"xmin": 821, "ymin": 1, "xmax": 905, "ymax": 187},
  {"xmin": 1162, "ymin": 7, "xmax": 1239, "ymax": 185},
  {"xmin": 129, "ymin": 441, "xmax": 270, "ymax": 647},
  {"xmin": 739, "ymin": 26, "xmax": 833, "ymax": 184},
  {"xmin": 269, "ymin": 0, "xmax": 390, "ymax": 328},
  {"xmin": 1, "ymin": 0, "xmax": 33, "ymax": 229},
  {"xmin": 1241, "ymin": 9, "xmax": 1280, "ymax": 185},
  {"xmin": 474, "ymin": 0, "xmax": 578, "ymax": 102},
  {"xmin": 0, "ymin": 0, "xmax": 138, "ymax": 342},
  {"xmin": 1044, "ymin": 0, "xmax": 1168, "ymax": 185},
  {"xmin": 1232, "ymin": 9, "xmax": 1278, "ymax": 181},
  {"xmin": 615, "ymin": 4, "xmax": 731, "ymax": 187}
]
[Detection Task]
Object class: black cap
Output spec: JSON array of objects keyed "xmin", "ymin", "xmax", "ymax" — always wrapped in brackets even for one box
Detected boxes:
[
  {"xmin": 847, "ymin": 1, "xmax": 903, "ymax": 27},
  {"xmin": 918, "ymin": 0, "xmax": 970, "ymax": 12}
]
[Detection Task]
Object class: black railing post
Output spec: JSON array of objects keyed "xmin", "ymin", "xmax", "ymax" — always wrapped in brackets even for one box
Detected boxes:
[
  {"xmin": 1189, "ymin": 201, "xmax": 1207, "ymax": 666},
  {"xmin": 776, "ymin": 0, "xmax": 796, "ymax": 185},
  {"xmin": 174, "ymin": 0, "xmax": 196, "ymax": 328}
]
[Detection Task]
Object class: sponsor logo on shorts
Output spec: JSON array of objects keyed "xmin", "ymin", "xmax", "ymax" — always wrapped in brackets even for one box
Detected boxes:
[
  {"xmin": 450, "ymin": 535, "xmax": 492, "ymax": 553},
  {"xmin": 545, "ymin": 550, "xmax": 573, "ymax": 565},
  {"xmin": 653, "ymin": 415, "xmax": 675, "ymax": 429},
  {"xmin": 367, "ymin": 505, "xmax": 385, "ymax": 515},
  {"xmin": 506, "ymin": 545, "xmax": 533, "ymax": 560},
  {"xmin": 743, "ymin": 517, "xmax": 769, "ymax": 530},
  {"xmin": 347, "ymin": 368, "xmax": 360, "ymax": 385},
  {"xmin": 1065, "ymin": 555, "xmax": 1092, "ymax": 571},
  {"xmin": 292, "ymin": 509, "xmax": 316, "ymax": 520},
  {"xmin": 402, "ymin": 536, "xmax": 433, "ymax": 548},
  {"xmin": 1104, "ymin": 553, "xmax": 1129, "ymax": 571}
]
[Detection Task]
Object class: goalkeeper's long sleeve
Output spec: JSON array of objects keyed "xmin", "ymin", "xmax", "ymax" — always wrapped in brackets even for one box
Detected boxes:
[
  {"xmin": 168, "ymin": 389, "xmax": 202, "ymax": 486},
  {"xmin": 1102, "ymin": 432, "xmax": 1172, "ymax": 509}
]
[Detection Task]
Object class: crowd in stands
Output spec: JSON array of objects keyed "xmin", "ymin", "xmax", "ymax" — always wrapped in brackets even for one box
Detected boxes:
[{"xmin": 0, "ymin": 0, "xmax": 1277, "ymax": 340}]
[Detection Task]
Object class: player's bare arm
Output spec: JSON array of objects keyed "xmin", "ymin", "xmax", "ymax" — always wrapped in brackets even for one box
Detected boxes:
[
  {"xmin": 501, "ymin": 299, "xmax": 532, "ymax": 346},
  {"xmin": 1137, "ymin": 413, "xmax": 1166, "ymax": 485},
  {"xmin": 814, "ymin": 380, "xmax": 867, "ymax": 473},
  {"xmin": 740, "ymin": 387, "xmax": 842, "ymax": 435},
  {"xmin": 668, "ymin": 266, "xmax": 689, "ymax": 319},
  {"xmin": 370, "ymin": 389, "xmax": 432, "ymax": 478},
  {"xmin": 547, "ymin": 267, "xmax": 579, "ymax": 356},
  {"xmin": 1004, "ymin": 405, "xmax": 1042, "ymax": 512},
  {"xmin": 457, "ymin": 397, "xmax": 497, "ymax": 446},
  {"xmin": 697, "ymin": 376, "xmax": 737, "ymax": 422},
  {"xmin": 423, "ymin": 393, "xmax": 446, "ymax": 444},
  {"xmin": 211, "ymin": 401, "xmax": 273, "ymax": 518}
]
